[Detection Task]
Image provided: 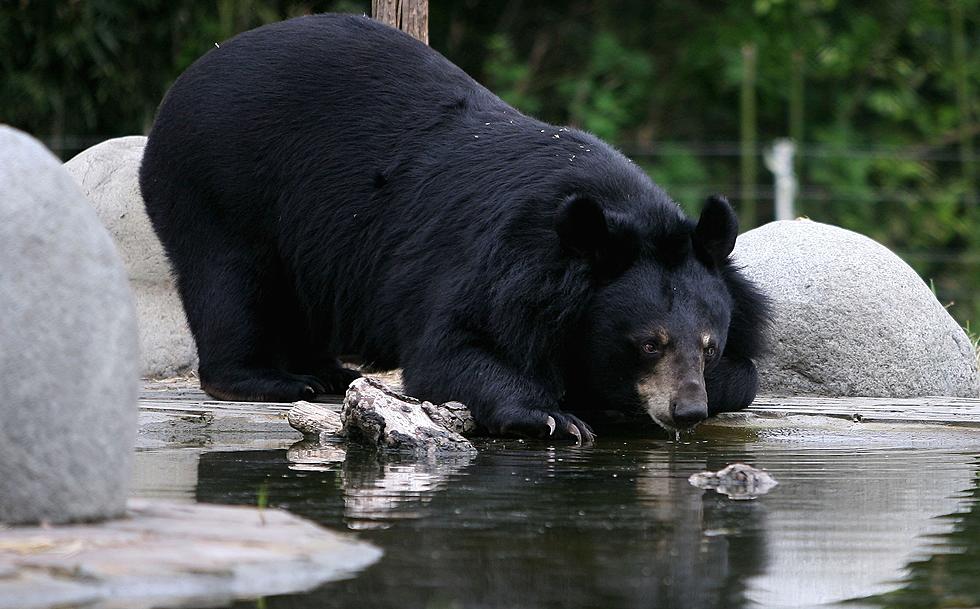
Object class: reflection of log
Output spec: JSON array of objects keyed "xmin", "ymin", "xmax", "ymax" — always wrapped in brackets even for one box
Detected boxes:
[
  {"xmin": 342, "ymin": 378, "xmax": 477, "ymax": 454},
  {"xmin": 286, "ymin": 439, "xmax": 347, "ymax": 472},
  {"xmin": 340, "ymin": 450, "xmax": 476, "ymax": 529}
]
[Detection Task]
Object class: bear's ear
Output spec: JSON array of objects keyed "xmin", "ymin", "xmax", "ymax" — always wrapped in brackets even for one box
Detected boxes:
[
  {"xmin": 693, "ymin": 195, "xmax": 738, "ymax": 266},
  {"xmin": 555, "ymin": 195, "xmax": 637, "ymax": 275},
  {"xmin": 556, "ymin": 195, "xmax": 609, "ymax": 255}
]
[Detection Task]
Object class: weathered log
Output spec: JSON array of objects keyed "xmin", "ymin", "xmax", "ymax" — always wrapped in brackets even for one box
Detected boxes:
[
  {"xmin": 341, "ymin": 378, "xmax": 476, "ymax": 454},
  {"xmin": 287, "ymin": 401, "xmax": 343, "ymax": 441}
]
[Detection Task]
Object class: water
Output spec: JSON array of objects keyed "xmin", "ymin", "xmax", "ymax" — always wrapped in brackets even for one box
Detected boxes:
[{"xmin": 133, "ymin": 428, "xmax": 980, "ymax": 609}]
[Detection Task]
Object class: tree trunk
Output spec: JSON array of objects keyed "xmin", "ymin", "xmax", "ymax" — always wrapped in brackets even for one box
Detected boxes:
[
  {"xmin": 950, "ymin": 0, "xmax": 976, "ymax": 205},
  {"xmin": 372, "ymin": 0, "xmax": 429, "ymax": 45}
]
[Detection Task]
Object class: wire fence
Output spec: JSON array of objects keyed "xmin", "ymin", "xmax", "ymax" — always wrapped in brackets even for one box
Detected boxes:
[{"xmin": 630, "ymin": 142, "xmax": 979, "ymax": 324}]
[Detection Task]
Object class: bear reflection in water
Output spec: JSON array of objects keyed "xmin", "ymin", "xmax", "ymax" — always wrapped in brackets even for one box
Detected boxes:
[{"xmin": 199, "ymin": 445, "xmax": 766, "ymax": 609}]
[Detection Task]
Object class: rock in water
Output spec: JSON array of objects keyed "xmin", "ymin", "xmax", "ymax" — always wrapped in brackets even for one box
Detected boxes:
[
  {"xmin": 735, "ymin": 220, "xmax": 980, "ymax": 398},
  {"xmin": 64, "ymin": 136, "xmax": 197, "ymax": 378},
  {"xmin": 342, "ymin": 378, "xmax": 477, "ymax": 454},
  {"xmin": 689, "ymin": 463, "xmax": 778, "ymax": 500},
  {"xmin": 0, "ymin": 126, "xmax": 140, "ymax": 524}
]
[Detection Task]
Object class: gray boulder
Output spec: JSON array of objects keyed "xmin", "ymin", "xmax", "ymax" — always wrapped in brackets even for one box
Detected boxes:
[
  {"xmin": 734, "ymin": 219, "xmax": 980, "ymax": 398},
  {"xmin": 0, "ymin": 126, "xmax": 140, "ymax": 524},
  {"xmin": 64, "ymin": 137, "xmax": 196, "ymax": 378}
]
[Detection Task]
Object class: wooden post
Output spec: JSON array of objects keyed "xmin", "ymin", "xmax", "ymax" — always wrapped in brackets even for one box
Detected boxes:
[
  {"xmin": 950, "ymin": 0, "xmax": 976, "ymax": 205},
  {"xmin": 372, "ymin": 0, "xmax": 428, "ymax": 45}
]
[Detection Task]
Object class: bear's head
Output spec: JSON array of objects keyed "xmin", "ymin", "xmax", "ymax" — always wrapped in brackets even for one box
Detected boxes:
[{"xmin": 557, "ymin": 194, "xmax": 740, "ymax": 430}]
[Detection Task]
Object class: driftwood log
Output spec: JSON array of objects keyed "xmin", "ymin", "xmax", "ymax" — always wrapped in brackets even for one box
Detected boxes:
[{"xmin": 287, "ymin": 401, "xmax": 343, "ymax": 441}]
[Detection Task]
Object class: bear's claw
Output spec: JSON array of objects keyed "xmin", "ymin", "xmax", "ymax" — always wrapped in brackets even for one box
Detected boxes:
[
  {"xmin": 498, "ymin": 409, "xmax": 595, "ymax": 445},
  {"xmin": 314, "ymin": 366, "xmax": 362, "ymax": 394}
]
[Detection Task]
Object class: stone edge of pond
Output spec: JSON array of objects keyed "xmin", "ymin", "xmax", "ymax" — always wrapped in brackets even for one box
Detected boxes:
[
  {"xmin": 0, "ymin": 498, "xmax": 382, "ymax": 609},
  {"xmin": 702, "ymin": 411, "xmax": 980, "ymax": 448},
  {"xmin": 139, "ymin": 377, "xmax": 980, "ymax": 446}
]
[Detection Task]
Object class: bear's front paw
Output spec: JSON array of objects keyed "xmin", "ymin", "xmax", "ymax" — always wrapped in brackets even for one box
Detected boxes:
[
  {"xmin": 315, "ymin": 365, "xmax": 362, "ymax": 394},
  {"xmin": 494, "ymin": 408, "xmax": 595, "ymax": 445}
]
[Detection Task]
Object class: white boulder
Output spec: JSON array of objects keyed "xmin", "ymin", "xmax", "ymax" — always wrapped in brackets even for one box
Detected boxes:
[
  {"xmin": 64, "ymin": 136, "xmax": 196, "ymax": 378},
  {"xmin": 0, "ymin": 126, "xmax": 140, "ymax": 524},
  {"xmin": 734, "ymin": 219, "xmax": 980, "ymax": 398}
]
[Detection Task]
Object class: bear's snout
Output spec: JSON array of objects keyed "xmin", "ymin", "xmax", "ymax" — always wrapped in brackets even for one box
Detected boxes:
[
  {"xmin": 669, "ymin": 377, "xmax": 708, "ymax": 428},
  {"xmin": 670, "ymin": 399, "xmax": 708, "ymax": 428}
]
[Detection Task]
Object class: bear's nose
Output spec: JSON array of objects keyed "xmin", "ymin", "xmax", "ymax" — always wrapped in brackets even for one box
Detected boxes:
[{"xmin": 671, "ymin": 400, "xmax": 708, "ymax": 428}]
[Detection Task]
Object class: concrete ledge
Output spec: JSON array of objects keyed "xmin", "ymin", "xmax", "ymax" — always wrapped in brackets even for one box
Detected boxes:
[
  {"xmin": 747, "ymin": 394, "xmax": 980, "ymax": 426},
  {"xmin": 0, "ymin": 499, "xmax": 381, "ymax": 609},
  {"xmin": 140, "ymin": 377, "xmax": 980, "ymax": 444}
]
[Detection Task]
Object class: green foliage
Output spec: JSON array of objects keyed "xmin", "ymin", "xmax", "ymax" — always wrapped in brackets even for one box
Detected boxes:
[
  {"xmin": 485, "ymin": 28, "xmax": 653, "ymax": 141},
  {"xmin": 638, "ymin": 144, "xmax": 711, "ymax": 216},
  {"xmin": 558, "ymin": 30, "xmax": 653, "ymax": 141},
  {"xmin": 483, "ymin": 34, "xmax": 541, "ymax": 115},
  {"xmin": 0, "ymin": 0, "xmax": 368, "ymax": 151}
]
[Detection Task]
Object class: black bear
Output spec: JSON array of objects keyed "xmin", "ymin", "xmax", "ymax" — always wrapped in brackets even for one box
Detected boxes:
[{"xmin": 140, "ymin": 14, "xmax": 769, "ymax": 442}]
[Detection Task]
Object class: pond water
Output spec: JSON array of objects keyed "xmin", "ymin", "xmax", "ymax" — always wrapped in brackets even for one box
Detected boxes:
[{"xmin": 134, "ymin": 425, "xmax": 980, "ymax": 609}]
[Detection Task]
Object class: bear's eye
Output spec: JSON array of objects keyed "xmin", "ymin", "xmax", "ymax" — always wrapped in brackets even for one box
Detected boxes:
[
  {"xmin": 704, "ymin": 345, "xmax": 717, "ymax": 358},
  {"xmin": 641, "ymin": 342, "xmax": 660, "ymax": 356}
]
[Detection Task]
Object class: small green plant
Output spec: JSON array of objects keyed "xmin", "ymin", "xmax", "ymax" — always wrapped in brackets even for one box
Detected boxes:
[
  {"xmin": 256, "ymin": 480, "xmax": 269, "ymax": 526},
  {"xmin": 964, "ymin": 321, "xmax": 980, "ymax": 371},
  {"xmin": 929, "ymin": 278, "xmax": 955, "ymax": 310}
]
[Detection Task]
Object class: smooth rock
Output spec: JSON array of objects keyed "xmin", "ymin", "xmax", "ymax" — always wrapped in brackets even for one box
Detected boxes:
[
  {"xmin": 64, "ymin": 137, "xmax": 196, "ymax": 378},
  {"xmin": 0, "ymin": 126, "xmax": 140, "ymax": 524},
  {"xmin": 342, "ymin": 378, "xmax": 477, "ymax": 454},
  {"xmin": 0, "ymin": 499, "xmax": 381, "ymax": 609},
  {"xmin": 734, "ymin": 219, "xmax": 980, "ymax": 397},
  {"xmin": 688, "ymin": 463, "xmax": 778, "ymax": 500}
]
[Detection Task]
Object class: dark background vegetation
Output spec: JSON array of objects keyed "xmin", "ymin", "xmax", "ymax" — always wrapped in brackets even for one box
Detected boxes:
[{"xmin": 3, "ymin": 0, "xmax": 978, "ymax": 324}]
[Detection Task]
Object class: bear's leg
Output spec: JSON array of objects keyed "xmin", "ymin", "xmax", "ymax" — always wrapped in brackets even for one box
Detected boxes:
[
  {"xmin": 273, "ymin": 300, "xmax": 361, "ymax": 394},
  {"xmin": 705, "ymin": 357, "xmax": 760, "ymax": 414},
  {"xmin": 404, "ymin": 347, "xmax": 595, "ymax": 443},
  {"xmin": 311, "ymin": 359, "xmax": 362, "ymax": 393},
  {"xmin": 284, "ymin": 344, "xmax": 362, "ymax": 395},
  {"xmin": 170, "ymin": 235, "xmax": 328, "ymax": 402}
]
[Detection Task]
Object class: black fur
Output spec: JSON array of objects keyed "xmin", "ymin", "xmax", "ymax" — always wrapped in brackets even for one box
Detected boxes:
[{"xmin": 140, "ymin": 14, "xmax": 770, "ymax": 440}]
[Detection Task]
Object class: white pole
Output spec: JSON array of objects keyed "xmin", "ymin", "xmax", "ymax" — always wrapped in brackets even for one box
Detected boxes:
[{"xmin": 764, "ymin": 139, "xmax": 797, "ymax": 221}]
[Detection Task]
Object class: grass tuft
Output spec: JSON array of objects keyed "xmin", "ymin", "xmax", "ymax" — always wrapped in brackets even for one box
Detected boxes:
[
  {"xmin": 965, "ymin": 321, "xmax": 980, "ymax": 371},
  {"xmin": 970, "ymin": 334, "xmax": 980, "ymax": 368}
]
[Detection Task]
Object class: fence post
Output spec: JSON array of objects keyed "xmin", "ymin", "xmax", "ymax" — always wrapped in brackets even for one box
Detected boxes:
[{"xmin": 765, "ymin": 139, "xmax": 797, "ymax": 222}]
